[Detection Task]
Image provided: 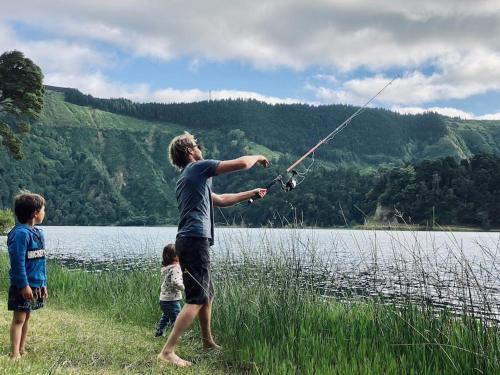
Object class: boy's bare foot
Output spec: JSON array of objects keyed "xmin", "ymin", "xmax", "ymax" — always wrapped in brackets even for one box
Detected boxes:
[
  {"xmin": 157, "ymin": 352, "xmax": 192, "ymax": 367},
  {"xmin": 9, "ymin": 353, "xmax": 21, "ymax": 361}
]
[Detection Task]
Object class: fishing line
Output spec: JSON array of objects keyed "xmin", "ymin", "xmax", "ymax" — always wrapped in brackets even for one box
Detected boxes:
[
  {"xmin": 183, "ymin": 269, "xmax": 212, "ymax": 299},
  {"xmin": 250, "ymin": 75, "xmax": 399, "ymax": 203}
]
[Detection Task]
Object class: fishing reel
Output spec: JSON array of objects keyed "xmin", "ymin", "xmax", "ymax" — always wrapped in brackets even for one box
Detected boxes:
[
  {"xmin": 248, "ymin": 171, "xmax": 298, "ymax": 204},
  {"xmin": 283, "ymin": 170, "xmax": 298, "ymax": 192},
  {"xmin": 274, "ymin": 170, "xmax": 298, "ymax": 192}
]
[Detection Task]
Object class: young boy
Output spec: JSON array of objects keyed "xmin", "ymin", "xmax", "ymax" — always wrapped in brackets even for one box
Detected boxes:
[
  {"xmin": 7, "ymin": 192, "xmax": 47, "ymax": 360},
  {"xmin": 158, "ymin": 132, "xmax": 268, "ymax": 367}
]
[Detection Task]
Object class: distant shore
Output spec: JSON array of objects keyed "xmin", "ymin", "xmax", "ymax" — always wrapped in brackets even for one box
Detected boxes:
[{"xmin": 2, "ymin": 223, "xmax": 500, "ymax": 238}]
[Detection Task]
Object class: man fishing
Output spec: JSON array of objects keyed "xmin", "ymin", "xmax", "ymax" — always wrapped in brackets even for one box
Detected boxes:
[{"xmin": 158, "ymin": 131, "xmax": 268, "ymax": 367}]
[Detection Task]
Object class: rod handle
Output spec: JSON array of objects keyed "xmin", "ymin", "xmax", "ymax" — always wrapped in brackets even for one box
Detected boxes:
[
  {"xmin": 248, "ymin": 194, "xmax": 261, "ymax": 204},
  {"xmin": 247, "ymin": 175, "xmax": 281, "ymax": 204}
]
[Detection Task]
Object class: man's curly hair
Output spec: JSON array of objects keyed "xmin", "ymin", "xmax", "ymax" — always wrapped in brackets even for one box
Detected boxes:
[{"xmin": 168, "ymin": 132, "xmax": 197, "ymax": 169}]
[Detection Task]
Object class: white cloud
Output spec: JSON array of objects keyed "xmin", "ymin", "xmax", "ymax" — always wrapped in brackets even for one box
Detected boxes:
[
  {"xmin": 3, "ymin": 1, "xmax": 500, "ymax": 70},
  {"xmin": 307, "ymin": 48, "xmax": 500, "ymax": 107},
  {"xmin": 3, "ymin": 1, "xmax": 500, "ymax": 117},
  {"xmin": 44, "ymin": 71, "xmax": 303, "ymax": 105},
  {"xmin": 44, "ymin": 72, "xmax": 149, "ymax": 99},
  {"xmin": 391, "ymin": 106, "xmax": 500, "ymax": 120},
  {"xmin": 476, "ymin": 113, "xmax": 500, "ymax": 120},
  {"xmin": 0, "ymin": 18, "xmax": 306, "ymax": 105},
  {"xmin": 392, "ymin": 106, "xmax": 474, "ymax": 119},
  {"xmin": 0, "ymin": 21, "xmax": 110, "ymax": 77}
]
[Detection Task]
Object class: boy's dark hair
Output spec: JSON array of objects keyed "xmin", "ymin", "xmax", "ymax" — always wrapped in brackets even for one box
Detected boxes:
[
  {"xmin": 168, "ymin": 132, "xmax": 198, "ymax": 170},
  {"xmin": 162, "ymin": 243, "xmax": 178, "ymax": 267},
  {"xmin": 14, "ymin": 191, "xmax": 45, "ymax": 224}
]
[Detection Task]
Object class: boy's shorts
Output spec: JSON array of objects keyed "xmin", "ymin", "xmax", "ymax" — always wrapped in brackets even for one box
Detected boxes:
[
  {"xmin": 176, "ymin": 236, "xmax": 214, "ymax": 305},
  {"xmin": 8, "ymin": 286, "xmax": 45, "ymax": 312}
]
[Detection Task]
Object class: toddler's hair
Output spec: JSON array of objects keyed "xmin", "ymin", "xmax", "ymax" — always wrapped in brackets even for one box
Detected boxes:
[
  {"xmin": 14, "ymin": 191, "xmax": 45, "ymax": 224},
  {"xmin": 162, "ymin": 243, "xmax": 178, "ymax": 266}
]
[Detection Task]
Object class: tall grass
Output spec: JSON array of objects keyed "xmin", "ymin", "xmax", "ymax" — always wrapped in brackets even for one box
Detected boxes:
[
  {"xmin": 211, "ymin": 229, "xmax": 500, "ymax": 374},
  {"xmin": 1, "ymin": 227, "xmax": 499, "ymax": 374}
]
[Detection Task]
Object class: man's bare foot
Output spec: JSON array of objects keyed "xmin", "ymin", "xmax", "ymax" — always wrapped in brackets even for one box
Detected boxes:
[
  {"xmin": 9, "ymin": 353, "xmax": 21, "ymax": 361},
  {"xmin": 157, "ymin": 352, "xmax": 192, "ymax": 367},
  {"xmin": 20, "ymin": 349, "xmax": 28, "ymax": 356},
  {"xmin": 203, "ymin": 342, "xmax": 222, "ymax": 351}
]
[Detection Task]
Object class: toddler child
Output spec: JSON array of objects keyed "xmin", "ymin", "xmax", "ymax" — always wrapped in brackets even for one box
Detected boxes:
[{"xmin": 155, "ymin": 243, "xmax": 184, "ymax": 337}]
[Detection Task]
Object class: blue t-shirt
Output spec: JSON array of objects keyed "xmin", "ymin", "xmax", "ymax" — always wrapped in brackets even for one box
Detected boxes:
[
  {"xmin": 176, "ymin": 159, "xmax": 220, "ymax": 245},
  {"xmin": 7, "ymin": 224, "xmax": 47, "ymax": 288}
]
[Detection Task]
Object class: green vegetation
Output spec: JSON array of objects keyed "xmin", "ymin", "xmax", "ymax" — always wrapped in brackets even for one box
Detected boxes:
[
  {"xmin": 0, "ymin": 209, "xmax": 14, "ymax": 235},
  {"xmin": 1, "ymin": 240, "xmax": 498, "ymax": 374},
  {"xmin": 1, "ymin": 88, "xmax": 500, "ymax": 228},
  {"xmin": 0, "ymin": 295, "xmax": 227, "ymax": 375},
  {"xmin": 61, "ymin": 87, "xmax": 500, "ymax": 164},
  {"xmin": 369, "ymin": 154, "xmax": 500, "ymax": 228},
  {"xmin": 0, "ymin": 90, "xmax": 184, "ymax": 226},
  {"xmin": 0, "ymin": 50, "xmax": 44, "ymax": 159}
]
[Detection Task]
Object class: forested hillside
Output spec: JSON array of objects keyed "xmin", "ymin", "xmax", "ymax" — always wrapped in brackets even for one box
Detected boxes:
[
  {"xmin": 61, "ymin": 86, "xmax": 500, "ymax": 165},
  {"xmin": 367, "ymin": 154, "xmax": 500, "ymax": 228},
  {"xmin": 0, "ymin": 88, "xmax": 499, "ymax": 228}
]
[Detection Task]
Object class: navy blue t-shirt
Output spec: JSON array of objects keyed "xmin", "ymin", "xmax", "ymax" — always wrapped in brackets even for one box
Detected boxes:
[{"xmin": 176, "ymin": 159, "xmax": 220, "ymax": 245}]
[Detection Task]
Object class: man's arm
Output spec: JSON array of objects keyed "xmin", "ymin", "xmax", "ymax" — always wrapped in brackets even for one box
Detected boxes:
[
  {"xmin": 215, "ymin": 155, "xmax": 268, "ymax": 175},
  {"xmin": 212, "ymin": 188, "xmax": 267, "ymax": 207}
]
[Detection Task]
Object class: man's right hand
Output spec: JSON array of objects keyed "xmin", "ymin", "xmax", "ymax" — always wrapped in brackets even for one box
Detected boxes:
[
  {"xmin": 252, "ymin": 188, "xmax": 267, "ymax": 199},
  {"xmin": 21, "ymin": 285, "xmax": 33, "ymax": 300},
  {"xmin": 257, "ymin": 155, "xmax": 269, "ymax": 168}
]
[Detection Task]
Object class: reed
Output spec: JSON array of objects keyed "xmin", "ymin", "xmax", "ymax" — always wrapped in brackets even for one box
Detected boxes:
[{"xmin": 0, "ymin": 226, "xmax": 499, "ymax": 374}]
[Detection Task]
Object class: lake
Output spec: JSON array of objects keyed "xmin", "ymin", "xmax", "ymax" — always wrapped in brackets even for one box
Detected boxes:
[{"xmin": 2, "ymin": 226, "xmax": 500, "ymax": 320}]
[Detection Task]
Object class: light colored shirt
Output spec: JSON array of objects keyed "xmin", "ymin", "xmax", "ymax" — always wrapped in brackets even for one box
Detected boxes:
[{"xmin": 160, "ymin": 264, "xmax": 184, "ymax": 301}]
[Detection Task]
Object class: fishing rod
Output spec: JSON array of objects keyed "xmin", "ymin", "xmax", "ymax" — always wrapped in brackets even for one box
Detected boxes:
[{"xmin": 249, "ymin": 76, "xmax": 398, "ymax": 204}]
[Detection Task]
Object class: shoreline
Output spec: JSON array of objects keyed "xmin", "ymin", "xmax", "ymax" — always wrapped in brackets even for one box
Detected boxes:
[{"xmin": 2, "ymin": 224, "xmax": 499, "ymax": 233}]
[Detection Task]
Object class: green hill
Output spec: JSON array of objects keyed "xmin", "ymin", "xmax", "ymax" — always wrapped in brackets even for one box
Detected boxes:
[
  {"xmin": 0, "ymin": 88, "xmax": 499, "ymax": 227},
  {"xmin": 61, "ymin": 86, "xmax": 500, "ymax": 166},
  {"xmin": 0, "ymin": 91, "xmax": 185, "ymax": 225}
]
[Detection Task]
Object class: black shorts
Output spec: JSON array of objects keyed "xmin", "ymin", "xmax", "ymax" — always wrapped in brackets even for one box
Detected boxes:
[
  {"xmin": 176, "ymin": 236, "xmax": 214, "ymax": 305},
  {"xmin": 8, "ymin": 285, "xmax": 45, "ymax": 312}
]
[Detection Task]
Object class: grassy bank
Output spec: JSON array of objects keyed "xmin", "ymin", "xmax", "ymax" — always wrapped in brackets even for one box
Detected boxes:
[
  {"xmin": 0, "ymin": 294, "xmax": 226, "ymax": 374},
  {"xmin": 1, "ymin": 250, "xmax": 499, "ymax": 374}
]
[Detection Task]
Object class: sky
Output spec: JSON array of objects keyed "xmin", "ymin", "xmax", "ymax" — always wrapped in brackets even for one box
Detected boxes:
[{"xmin": 2, "ymin": 1, "xmax": 500, "ymax": 119}]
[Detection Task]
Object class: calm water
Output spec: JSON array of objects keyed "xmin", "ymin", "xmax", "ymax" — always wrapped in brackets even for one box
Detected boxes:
[
  {"xmin": 2, "ymin": 226, "xmax": 500, "ymax": 319},
  {"xmin": 25, "ymin": 225, "xmax": 500, "ymax": 262}
]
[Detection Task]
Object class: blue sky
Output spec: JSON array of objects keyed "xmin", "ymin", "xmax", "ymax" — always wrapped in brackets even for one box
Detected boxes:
[{"xmin": 2, "ymin": 1, "xmax": 500, "ymax": 119}]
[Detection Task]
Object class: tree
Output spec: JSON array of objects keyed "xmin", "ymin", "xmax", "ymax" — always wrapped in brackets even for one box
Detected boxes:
[{"xmin": 0, "ymin": 50, "xmax": 44, "ymax": 159}]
